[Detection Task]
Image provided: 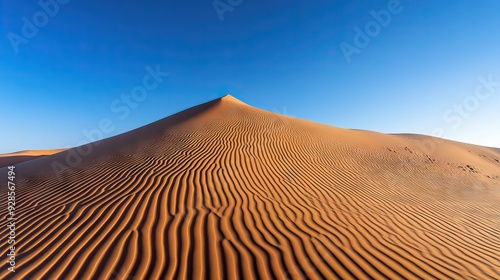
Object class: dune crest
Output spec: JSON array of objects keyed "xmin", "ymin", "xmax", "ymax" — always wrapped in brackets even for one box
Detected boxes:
[{"xmin": 0, "ymin": 96, "xmax": 499, "ymax": 279}]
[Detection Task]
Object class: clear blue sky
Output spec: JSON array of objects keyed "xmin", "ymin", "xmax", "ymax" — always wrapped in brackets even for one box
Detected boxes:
[{"xmin": 1, "ymin": 0, "xmax": 499, "ymax": 153}]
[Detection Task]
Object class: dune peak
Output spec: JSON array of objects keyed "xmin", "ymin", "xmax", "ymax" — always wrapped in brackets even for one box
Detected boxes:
[{"xmin": 220, "ymin": 94, "xmax": 247, "ymax": 105}]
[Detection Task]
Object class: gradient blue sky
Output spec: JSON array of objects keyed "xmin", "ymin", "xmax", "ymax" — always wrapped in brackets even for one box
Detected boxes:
[{"xmin": 1, "ymin": 0, "xmax": 499, "ymax": 153}]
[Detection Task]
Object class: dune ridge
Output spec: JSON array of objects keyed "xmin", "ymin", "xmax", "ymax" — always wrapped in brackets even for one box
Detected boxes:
[{"xmin": 0, "ymin": 95, "xmax": 499, "ymax": 279}]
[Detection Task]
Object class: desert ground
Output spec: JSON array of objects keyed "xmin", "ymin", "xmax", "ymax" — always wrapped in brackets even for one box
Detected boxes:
[{"xmin": 1, "ymin": 95, "xmax": 499, "ymax": 279}]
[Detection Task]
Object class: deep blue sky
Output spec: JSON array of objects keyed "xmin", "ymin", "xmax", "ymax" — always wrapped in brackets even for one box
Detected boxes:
[{"xmin": 1, "ymin": 0, "xmax": 499, "ymax": 153}]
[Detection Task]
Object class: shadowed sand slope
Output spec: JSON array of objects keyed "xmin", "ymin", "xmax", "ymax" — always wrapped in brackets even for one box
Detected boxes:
[{"xmin": 1, "ymin": 95, "xmax": 499, "ymax": 279}]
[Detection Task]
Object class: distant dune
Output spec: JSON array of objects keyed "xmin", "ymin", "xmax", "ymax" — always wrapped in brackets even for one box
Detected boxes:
[
  {"xmin": 0, "ymin": 95, "xmax": 498, "ymax": 279},
  {"xmin": 0, "ymin": 149, "xmax": 66, "ymax": 168}
]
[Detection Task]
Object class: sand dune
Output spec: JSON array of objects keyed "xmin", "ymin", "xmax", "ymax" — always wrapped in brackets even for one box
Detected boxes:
[
  {"xmin": 0, "ymin": 95, "xmax": 499, "ymax": 279},
  {"xmin": 0, "ymin": 149, "xmax": 66, "ymax": 168}
]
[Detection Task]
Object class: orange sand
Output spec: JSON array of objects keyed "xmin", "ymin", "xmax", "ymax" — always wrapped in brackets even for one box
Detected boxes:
[
  {"xmin": 0, "ymin": 95, "xmax": 498, "ymax": 279},
  {"xmin": 0, "ymin": 149, "xmax": 66, "ymax": 168}
]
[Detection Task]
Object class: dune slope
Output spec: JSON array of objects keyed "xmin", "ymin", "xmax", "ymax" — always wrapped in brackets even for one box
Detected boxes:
[{"xmin": 0, "ymin": 95, "xmax": 499, "ymax": 279}]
